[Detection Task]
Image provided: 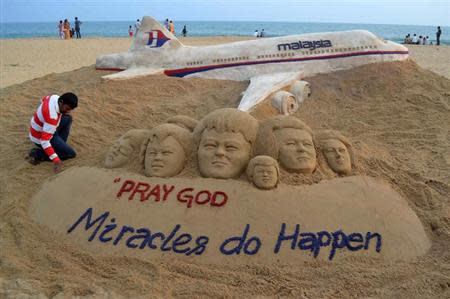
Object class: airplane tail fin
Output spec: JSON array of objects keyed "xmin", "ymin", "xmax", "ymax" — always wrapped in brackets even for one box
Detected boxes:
[{"xmin": 131, "ymin": 16, "xmax": 184, "ymax": 51}]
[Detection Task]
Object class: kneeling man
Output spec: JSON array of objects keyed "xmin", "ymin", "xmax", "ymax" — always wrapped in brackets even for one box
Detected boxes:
[{"xmin": 28, "ymin": 92, "xmax": 78, "ymax": 173}]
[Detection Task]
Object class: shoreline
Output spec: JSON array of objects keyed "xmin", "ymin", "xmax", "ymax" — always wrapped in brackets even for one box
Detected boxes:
[{"xmin": 1, "ymin": 37, "xmax": 449, "ymax": 88}]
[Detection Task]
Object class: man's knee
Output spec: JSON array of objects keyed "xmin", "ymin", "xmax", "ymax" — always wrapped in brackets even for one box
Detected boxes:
[
  {"xmin": 61, "ymin": 149, "xmax": 76, "ymax": 160},
  {"xmin": 68, "ymin": 151, "xmax": 77, "ymax": 159}
]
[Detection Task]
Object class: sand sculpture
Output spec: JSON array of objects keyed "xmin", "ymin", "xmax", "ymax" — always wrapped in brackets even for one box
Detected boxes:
[
  {"xmin": 270, "ymin": 81, "xmax": 311, "ymax": 115},
  {"xmin": 193, "ymin": 108, "xmax": 259, "ymax": 179},
  {"xmin": 96, "ymin": 16, "xmax": 409, "ymax": 113},
  {"xmin": 103, "ymin": 112, "xmax": 358, "ymax": 184},
  {"xmin": 317, "ymin": 130, "xmax": 354, "ymax": 176},
  {"xmin": 102, "ymin": 112, "xmax": 357, "ymax": 183},
  {"xmin": 104, "ymin": 129, "xmax": 150, "ymax": 168},
  {"xmin": 246, "ymin": 155, "xmax": 280, "ymax": 189},
  {"xmin": 30, "ymin": 167, "xmax": 431, "ymax": 265},
  {"xmin": 141, "ymin": 123, "xmax": 193, "ymax": 177},
  {"xmin": 290, "ymin": 80, "xmax": 311, "ymax": 104},
  {"xmin": 271, "ymin": 91, "xmax": 299, "ymax": 115},
  {"xmin": 255, "ymin": 116, "xmax": 317, "ymax": 175},
  {"xmin": 166, "ymin": 115, "xmax": 198, "ymax": 132},
  {"xmin": 31, "ymin": 108, "xmax": 432, "ymax": 266}
]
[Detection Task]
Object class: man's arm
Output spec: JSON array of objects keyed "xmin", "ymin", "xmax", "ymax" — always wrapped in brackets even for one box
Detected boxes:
[{"xmin": 41, "ymin": 121, "xmax": 60, "ymax": 163}]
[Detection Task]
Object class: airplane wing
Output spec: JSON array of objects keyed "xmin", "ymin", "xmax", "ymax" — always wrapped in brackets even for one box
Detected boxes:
[
  {"xmin": 237, "ymin": 72, "xmax": 303, "ymax": 112},
  {"xmin": 102, "ymin": 67, "xmax": 164, "ymax": 80}
]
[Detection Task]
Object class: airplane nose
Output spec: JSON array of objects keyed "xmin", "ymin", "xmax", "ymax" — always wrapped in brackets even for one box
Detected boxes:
[
  {"xmin": 388, "ymin": 40, "xmax": 409, "ymax": 53},
  {"xmin": 384, "ymin": 40, "xmax": 409, "ymax": 61},
  {"xmin": 397, "ymin": 43, "xmax": 409, "ymax": 53}
]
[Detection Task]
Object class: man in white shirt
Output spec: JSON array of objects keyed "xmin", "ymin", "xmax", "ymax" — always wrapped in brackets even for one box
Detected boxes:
[{"xmin": 134, "ymin": 19, "xmax": 141, "ymax": 35}]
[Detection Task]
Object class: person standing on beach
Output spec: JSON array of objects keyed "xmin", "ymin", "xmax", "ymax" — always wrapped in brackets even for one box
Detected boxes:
[
  {"xmin": 128, "ymin": 25, "xmax": 133, "ymax": 37},
  {"xmin": 63, "ymin": 19, "xmax": 71, "ymax": 39},
  {"xmin": 436, "ymin": 26, "xmax": 442, "ymax": 46},
  {"xmin": 74, "ymin": 17, "xmax": 82, "ymax": 39},
  {"xmin": 57, "ymin": 20, "xmax": 64, "ymax": 39},
  {"xmin": 254, "ymin": 30, "xmax": 259, "ymax": 37},
  {"xmin": 134, "ymin": 19, "xmax": 141, "ymax": 35},
  {"xmin": 27, "ymin": 93, "xmax": 78, "ymax": 173},
  {"xmin": 164, "ymin": 18, "xmax": 169, "ymax": 30},
  {"xmin": 169, "ymin": 20, "xmax": 175, "ymax": 34},
  {"xmin": 182, "ymin": 25, "xmax": 187, "ymax": 37}
]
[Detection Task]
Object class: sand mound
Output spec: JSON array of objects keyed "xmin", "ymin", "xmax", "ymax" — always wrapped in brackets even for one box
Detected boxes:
[
  {"xmin": 30, "ymin": 167, "xmax": 430, "ymax": 264},
  {"xmin": 1, "ymin": 60, "xmax": 449, "ymax": 298}
]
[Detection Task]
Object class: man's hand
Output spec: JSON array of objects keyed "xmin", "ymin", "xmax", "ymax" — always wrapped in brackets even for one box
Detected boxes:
[{"xmin": 53, "ymin": 160, "xmax": 62, "ymax": 173}]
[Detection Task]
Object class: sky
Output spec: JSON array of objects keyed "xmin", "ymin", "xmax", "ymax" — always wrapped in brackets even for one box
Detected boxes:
[{"xmin": 1, "ymin": 0, "xmax": 449, "ymax": 26}]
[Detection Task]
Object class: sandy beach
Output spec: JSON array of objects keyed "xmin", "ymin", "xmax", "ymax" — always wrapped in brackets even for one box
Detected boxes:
[{"xmin": 1, "ymin": 37, "xmax": 449, "ymax": 298}]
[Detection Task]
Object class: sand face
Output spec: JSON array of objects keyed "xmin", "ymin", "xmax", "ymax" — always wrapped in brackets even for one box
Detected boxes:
[{"xmin": 1, "ymin": 38, "xmax": 450, "ymax": 297}]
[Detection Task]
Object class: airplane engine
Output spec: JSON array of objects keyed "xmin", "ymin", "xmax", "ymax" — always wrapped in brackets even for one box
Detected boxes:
[
  {"xmin": 290, "ymin": 80, "xmax": 311, "ymax": 105},
  {"xmin": 271, "ymin": 91, "xmax": 299, "ymax": 115}
]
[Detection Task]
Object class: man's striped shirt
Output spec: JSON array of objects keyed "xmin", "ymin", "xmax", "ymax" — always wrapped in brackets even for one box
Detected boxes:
[{"xmin": 29, "ymin": 95, "xmax": 61, "ymax": 162}]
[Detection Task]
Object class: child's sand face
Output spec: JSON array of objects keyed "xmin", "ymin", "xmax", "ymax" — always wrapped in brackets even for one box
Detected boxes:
[{"xmin": 253, "ymin": 164, "xmax": 278, "ymax": 189}]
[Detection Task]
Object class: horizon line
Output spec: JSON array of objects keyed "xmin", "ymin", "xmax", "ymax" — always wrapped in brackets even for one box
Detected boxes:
[{"xmin": 1, "ymin": 19, "xmax": 448, "ymax": 27}]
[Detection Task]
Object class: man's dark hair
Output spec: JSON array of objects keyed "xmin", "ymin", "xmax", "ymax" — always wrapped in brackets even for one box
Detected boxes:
[{"xmin": 59, "ymin": 92, "xmax": 78, "ymax": 109}]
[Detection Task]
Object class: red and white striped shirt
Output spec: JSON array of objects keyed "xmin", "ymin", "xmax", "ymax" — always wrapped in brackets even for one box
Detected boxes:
[{"xmin": 29, "ymin": 95, "xmax": 62, "ymax": 162}]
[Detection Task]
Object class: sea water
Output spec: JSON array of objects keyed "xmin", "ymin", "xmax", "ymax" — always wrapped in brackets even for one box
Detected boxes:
[{"xmin": 1, "ymin": 20, "xmax": 448, "ymax": 45}]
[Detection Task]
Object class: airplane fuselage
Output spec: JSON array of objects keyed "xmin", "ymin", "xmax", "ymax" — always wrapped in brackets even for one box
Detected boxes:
[{"xmin": 96, "ymin": 30, "xmax": 409, "ymax": 81}]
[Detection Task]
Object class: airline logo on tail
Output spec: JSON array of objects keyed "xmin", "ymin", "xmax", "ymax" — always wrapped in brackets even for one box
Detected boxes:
[{"xmin": 146, "ymin": 30, "xmax": 171, "ymax": 48}]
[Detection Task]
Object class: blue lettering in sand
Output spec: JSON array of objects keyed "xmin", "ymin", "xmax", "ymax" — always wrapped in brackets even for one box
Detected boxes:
[
  {"xmin": 67, "ymin": 208, "xmax": 209, "ymax": 256},
  {"xmin": 273, "ymin": 223, "xmax": 382, "ymax": 260},
  {"xmin": 67, "ymin": 208, "xmax": 382, "ymax": 260}
]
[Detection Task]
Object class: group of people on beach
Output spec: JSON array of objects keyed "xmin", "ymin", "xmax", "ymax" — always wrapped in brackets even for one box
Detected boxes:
[
  {"xmin": 403, "ymin": 26, "xmax": 442, "ymax": 45},
  {"xmin": 164, "ymin": 19, "xmax": 188, "ymax": 37},
  {"xmin": 129, "ymin": 19, "xmax": 142, "ymax": 37},
  {"xmin": 254, "ymin": 29, "xmax": 266, "ymax": 37},
  {"xmin": 163, "ymin": 18, "xmax": 176, "ymax": 34},
  {"xmin": 57, "ymin": 17, "xmax": 82, "ymax": 39},
  {"xmin": 129, "ymin": 18, "xmax": 188, "ymax": 37}
]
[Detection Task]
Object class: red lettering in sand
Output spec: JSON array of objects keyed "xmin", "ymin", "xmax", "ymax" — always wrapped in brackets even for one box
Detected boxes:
[
  {"xmin": 211, "ymin": 191, "xmax": 228, "ymax": 207},
  {"xmin": 144, "ymin": 185, "xmax": 161, "ymax": 202},
  {"xmin": 116, "ymin": 179, "xmax": 228, "ymax": 208},
  {"xmin": 116, "ymin": 180, "xmax": 136, "ymax": 198},
  {"xmin": 162, "ymin": 185, "xmax": 175, "ymax": 201},
  {"xmin": 177, "ymin": 188, "xmax": 194, "ymax": 208},
  {"xmin": 177, "ymin": 188, "xmax": 228, "ymax": 208},
  {"xmin": 130, "ymin": 182, "xmax": 151, "ymax": 201}
]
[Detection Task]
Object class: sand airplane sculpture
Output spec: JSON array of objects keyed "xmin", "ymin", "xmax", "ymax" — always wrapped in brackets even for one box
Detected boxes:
[{"xmin": 96, "ymin": 16, "xmax": 409, "ymax": 113}]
